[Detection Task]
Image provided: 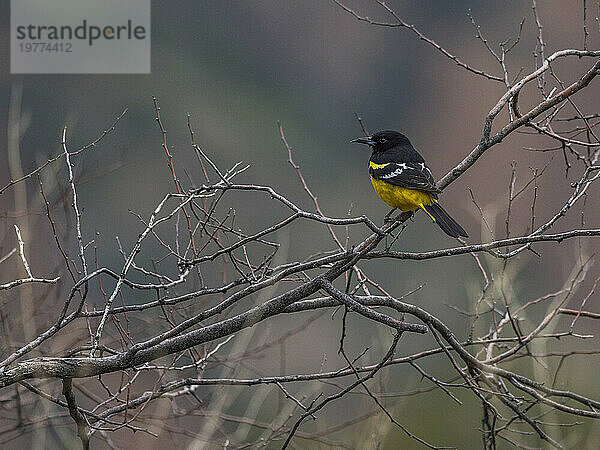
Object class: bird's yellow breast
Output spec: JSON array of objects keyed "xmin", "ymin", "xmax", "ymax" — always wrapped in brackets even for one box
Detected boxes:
[{"xmin": 370, "ymin": 176, "xmax": 434, "ymax": 212}]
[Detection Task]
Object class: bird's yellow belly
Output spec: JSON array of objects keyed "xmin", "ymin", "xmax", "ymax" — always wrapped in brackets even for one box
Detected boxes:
[{"xmin": 370, "ymin": 177, "xmax": 434, "ymax": 211}]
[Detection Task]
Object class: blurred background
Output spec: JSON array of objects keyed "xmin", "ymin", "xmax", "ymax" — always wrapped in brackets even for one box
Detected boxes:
[{"xmin": 1, "ymin": 1, "xmax": 600, "ymax": 448}]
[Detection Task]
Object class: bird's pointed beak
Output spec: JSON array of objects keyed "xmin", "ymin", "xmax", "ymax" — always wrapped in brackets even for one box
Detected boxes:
[{"xmin": 351, "ymin": 136, "xmax": 375, "ymax": 146}]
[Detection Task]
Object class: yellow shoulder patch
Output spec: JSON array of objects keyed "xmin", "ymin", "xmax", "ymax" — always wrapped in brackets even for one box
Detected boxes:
[{"xmin": 369, "ymin": 161, "xmax": 391, "ymax": 169}]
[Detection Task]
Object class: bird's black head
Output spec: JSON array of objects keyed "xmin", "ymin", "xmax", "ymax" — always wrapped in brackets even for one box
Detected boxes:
[{"xmin": 351, "ymin": 130, "xmax": 411, "ymax": 153}]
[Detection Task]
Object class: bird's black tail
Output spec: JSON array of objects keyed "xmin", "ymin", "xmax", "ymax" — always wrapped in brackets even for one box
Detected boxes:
[{"xmin": 422, "ymin": 202, "xmax": 468, "ymax": 238}]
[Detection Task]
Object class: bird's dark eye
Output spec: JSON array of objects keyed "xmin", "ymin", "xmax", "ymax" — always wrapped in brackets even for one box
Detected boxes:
[{"xmin": 379, "ymin": 138, "xmax": 387, "ymax": 143}]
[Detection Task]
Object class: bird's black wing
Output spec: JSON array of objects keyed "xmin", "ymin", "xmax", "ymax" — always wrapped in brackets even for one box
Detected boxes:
[{"xmin": 369, "ymin": 161, "xmax": 441, "ymax": 194}]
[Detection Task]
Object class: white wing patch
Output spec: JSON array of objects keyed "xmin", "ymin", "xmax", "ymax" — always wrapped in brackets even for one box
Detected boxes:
[
  {"xmin": 419, "ymin": 162, "xmax": 434, "ymax": 178},
  {"xmin": 381, "ymin": 163, "xmax": 408, "ymax": 179}
]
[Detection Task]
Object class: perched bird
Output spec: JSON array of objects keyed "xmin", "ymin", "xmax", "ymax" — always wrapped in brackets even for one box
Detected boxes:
[{"xmin": 352, "ymin": 130, "xmax": 468, "ymax": 238}]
